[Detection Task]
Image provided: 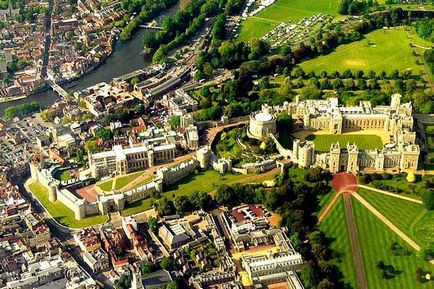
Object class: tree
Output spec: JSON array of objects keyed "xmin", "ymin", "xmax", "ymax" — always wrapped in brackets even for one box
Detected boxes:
[
  {"xmin": 157, "ymin": 197, "xmax": 175, "ymax": 216},
  {"xmin": 422, "ymin": 191, "xmax": 434, "ymax": 210},
  {"xmin": 189, "ymin": 191, "xmax": 212, "ymax": 209},
  {"xmin": 406, "ymin": 172, "xmax": 416, "ymax": 183},
  {"xmin": 159, "ymin": 257, "xmax": 173, "ymax": 271},
  {"xmin": 84, "ymin": 140, "xmax": 100, "ymax": 153},
  {"xmin": 300, "ymin": 261, "xmax": 317, "ymax": 289},
  {"xmin": 95, "ymin": 128, "xmax": 113, "ymax": 140},
  {"xmin": 140, "ymin": 262, "xmax": 157, "ymax": 275},
  {"xmin": 75, "ymin": 148, "xmax": 84, "ymax": 164},
  {"xmin": 174, "ymin": 195, "xmax": 191, "ymax": 213},
  {"xmin": 166, "ymin": 280, "xmax": 180, "ymax": 289},
  {"xmin": 277, "ymin": 113, "xmax": 294, "ymax": 133},
  {"xmin": 317, "ymin": 278, "xmax": 334, "ymax": 289},
  {"xmin": 169, "ymin": 115, "xmax": 180, "ymax": 128},
  {"xmin": 148, "ymin": 216, "xmax": 158, "ymax": 233},
  {"xmin": 417, "ymin": 242, "xmax": 434, "ymax": 260}
]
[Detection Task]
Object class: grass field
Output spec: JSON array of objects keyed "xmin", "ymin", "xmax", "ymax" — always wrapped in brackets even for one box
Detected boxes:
[
  {"xmin": 239, "ymin": 0, "xmax": 339, "ymax": 41},
  {"xmin": 306, "ymin": 134, "xmax": 383, "ymax": 152},
  {"xmin": 98, "ymin": 180, "xmax": 113, "ymax": 192},
  {"xmin": 370, "ymin": 174, "xmax": 428, "ymax": 199},
  {"xmin": 28, "ymin": 182, "xmax": 108, "ymax": 228},
  {"xmin": 358, "ymin": 189, "xmax": 434, "ymax": 247},
  {"xmin": 300, "ymin": 27, "xmax": 428, "ymax": 76},
  {"xmin": 320, "ymin": 197, "xmax": 358, "ymax": 289},
  {"xmin": 121, "ymin": 170, "xmax": 256, "ymax": 216},
  {"xmin": 114, "ymin": 171, "xmax": 144, "ymax": 190},
  {"xmin": 353, "ymin": 198, "xmax": 434, "ymax": 289}
]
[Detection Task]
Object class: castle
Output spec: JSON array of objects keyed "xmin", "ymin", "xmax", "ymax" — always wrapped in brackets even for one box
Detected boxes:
[{"xmin": 248, "ymin": 93, "xmax": 420, "ymax": 173}]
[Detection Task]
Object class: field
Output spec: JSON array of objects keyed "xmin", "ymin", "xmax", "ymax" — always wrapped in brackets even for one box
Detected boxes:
[
  {"xmin": 320, "ymin": 197, "xmax": 358, "ymax": 289},
  {"xmin": 239, "ymin": 0, "xmax": 339, "ymax": 41},
  {"xmin": 300, "ymin": 27, "xmax": 430, "ymax": 76},
  {"xmin": 353, "ymin": 199, "xmax": 434, "ymax": 289},
  {"xmin": 358, "ymin": 189, "xmax": 434, "ymax": 247},
  {"xmin": 97, "ymin": 170, "xmax": 148, "ymax": 192},
  {"xmin": 28, "ymin": 182, "xmax": 108, "ymax": 228},
  {"xmin": 306, "ymin": 134, "xmax": 383, "ymax": 152},
  {"xmin": 121, "ymin": 170, "xmax": 265, "ymax": 216}
]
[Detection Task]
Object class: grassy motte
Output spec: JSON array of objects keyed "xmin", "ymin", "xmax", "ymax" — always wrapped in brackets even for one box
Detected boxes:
[
  {"xmin": 306, "ymin": 134, "xmax": 383, "ymax": 152},
  {"xmin": 28, "ymin": 182, "xmax": 108, "ymax": 228}
]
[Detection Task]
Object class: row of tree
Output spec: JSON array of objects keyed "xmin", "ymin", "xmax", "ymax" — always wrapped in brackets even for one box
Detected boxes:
[{"xmin": 119, "ymin": 0, "xmax": 178, "ymax": 41}]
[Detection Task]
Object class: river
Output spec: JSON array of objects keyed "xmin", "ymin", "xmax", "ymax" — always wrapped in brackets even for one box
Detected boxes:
[{"xmin": 0, "ymin": 4, "xmax": 179, "ymax": 116}]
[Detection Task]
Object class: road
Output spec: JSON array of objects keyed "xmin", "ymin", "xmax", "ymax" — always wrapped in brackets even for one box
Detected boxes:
[
  {"xmin": 343, "ymin": 194, "xmax": 368, "ymax": 289},
  {"xmin": 41, "ymin": 0, "xmax": 53, "ymax": 78}
]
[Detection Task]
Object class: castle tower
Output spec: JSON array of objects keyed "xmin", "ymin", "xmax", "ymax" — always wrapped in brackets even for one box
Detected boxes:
[
  {"xmin": 346, "ymin": 143, "xmax": 359, "ymax": 174},
  {"xmin": 131, "ymin": 265, "xmax": 144, "ymax": 289},
  {"xmin": 329, "ymin": 142, "xmax": 341, "ymax": 173},
  {"xmin": 292, "ymin": 139, "xmax": 300, "ymax": 162},
  {"xmin": 390, "ymin": 93, "xmax": 401, "ymax": 109},
  {"xmin": 196, "ymin": 146, "xmax": 211, "ymax": 169},
  {"xmin": 400, "ymin": 144, "xmax": 419, "ymax": 172},
  {"xmin": 73, "ymin": 199, "xmax": 86, "ymax": 220},
  {"xmin": 48, "ymin": 182, "xmax": 57, "ymax": 202},
  {"xmin": 147, "ymin": 149, "xmax": 155, "ymax": 167},
  {"xmin": 375, "ymin": 151, "xmax": 385, "ymax": 171},
  {"xmin": 30, "ymin": 162, "xmax": 39, "ymax": 183}
]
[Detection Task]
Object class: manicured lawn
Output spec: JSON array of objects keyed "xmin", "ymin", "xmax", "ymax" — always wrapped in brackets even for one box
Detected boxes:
[
  {"xmin": 317, "ymin": 190, "xmax": 337, "ymax": 217},
  {"xmin": 98, "ymin": 180, "xmax": 113, "ymax": 192},
  {"xmin": 358, "ymin": 189, "xmax": 434, "ymax": 247},
  {"xmin": 300, "ymin": 27, "xmax": 426, "ymax": 76},
  {"xmin": 306, "ymin": 134, "xmax": 383, "ymax": 152},
  {"xmin": 121, "ymin": 170, "xmax": 255, "ymax": 216},
  {"xmin": 28, "ymin": 182, "xmax": 108, "ymax": 228},
  {"xmin": 320, "ymin": 197, "xmax": 358, "ymax": 289},
  {"xmin": 114, "ymin": 171, "xmax": 144, "ymax": 190},
  {"xmin": 353, "ymin": 198, "xmax": 434, "ymax": 289},
  {"xmin": 58, "ymin": 170, "xmax": 72, "ymax": 181},
  {"xmin": 239, "ymin": 0, "xmax": 339, "ymax": 41}
]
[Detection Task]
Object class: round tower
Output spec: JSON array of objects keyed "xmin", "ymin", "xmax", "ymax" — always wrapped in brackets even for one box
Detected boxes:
[{"xmin": 48, "ymin": 182, "xmax": 57, "ymax": 202}]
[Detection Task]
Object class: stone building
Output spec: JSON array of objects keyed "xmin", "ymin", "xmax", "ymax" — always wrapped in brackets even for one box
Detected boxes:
[
  {"xmin": 250, "ymin": 94, "xmax": 420, "ymax": 173},
  {"xmin": 89, "ymin": 143, "xmax": 176, "ymax": 178}
]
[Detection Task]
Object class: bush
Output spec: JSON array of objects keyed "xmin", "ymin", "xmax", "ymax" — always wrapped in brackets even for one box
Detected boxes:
[{"xmin": 422, "ymin": 191, "xmax": 434, "ymax": 210}]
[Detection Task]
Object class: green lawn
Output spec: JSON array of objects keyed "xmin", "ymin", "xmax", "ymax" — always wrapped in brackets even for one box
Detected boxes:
[
  {"xmin": 28, "ymin": 182, "xmax": 108, "ymax": 228},
  {"xmin": 300, "ymin": 27, "xmax": 426, "ymax": 76},
  {"xmin": 98, "ymin": 180, "xmax": 113, "ymax": 192},
  {"xmin": 358, "ymin": 189, "xmax": 434, "ymax": 247},
  {"xmin": 114, "ymin": 171, "xmax": 144, "ymax": 190},
  {"xmin": 121, "ymin": 170, "xmax": 253, "ymax": 216},
  {"xmin": 239, "ymin": 0, "xmax": 339, "ymax": 41},
  {"xmin": 57, "ymin": 170, "xmax": 72, "ymax": 181},
  {"xmin": 353, "ymin": 198, "xmax": 434, "ymax": 289},
  {"xmin": 320, "ymin": 197, "xmax": 358, "ymax": 289},
  {"xmin": 306, "ymin": 134, "xmax": 383, "ymax": 152}
]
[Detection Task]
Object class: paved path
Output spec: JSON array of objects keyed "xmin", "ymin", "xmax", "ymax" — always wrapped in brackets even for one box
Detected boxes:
[
  {"xmin": 343, "ymin": 194, "xmax": 368, "ymax": 289},
  {"xmin": 353, "ymin": 192, "xmax": 421, "ymax": 251},
  {"xmin": 358, "ymin": 185, "xmax": 423, "ymax": 204},
  {"xmin": 317, "ymin": 192, "xmax": 341, "ymax": 224}
]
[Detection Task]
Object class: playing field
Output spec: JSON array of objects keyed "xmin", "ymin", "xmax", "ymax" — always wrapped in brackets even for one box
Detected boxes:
[
  {"xmin": 306, "ymin": 134, "xmax": 383, "ymax": 152},
  {"xmin": 28, "ymin": 182, "xmax": 108, "ymax": 228},
  {"xmin": 239, "ymin": 0, "xmax": 339, "ymax": 41},
  {"xmin": 353, "ymin": 199, "xmax": 434, "ymax": 289},
  {"xmin": 320, "ymin": 197, "xmax": 358, "ymax": 289},
  {"xmin": 300, "ymin": 27, "xmax": 429, "ymax": 75},
  {"xmin": 358, "ymin": 189, "xmax": 434, "ymax": 247}
]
